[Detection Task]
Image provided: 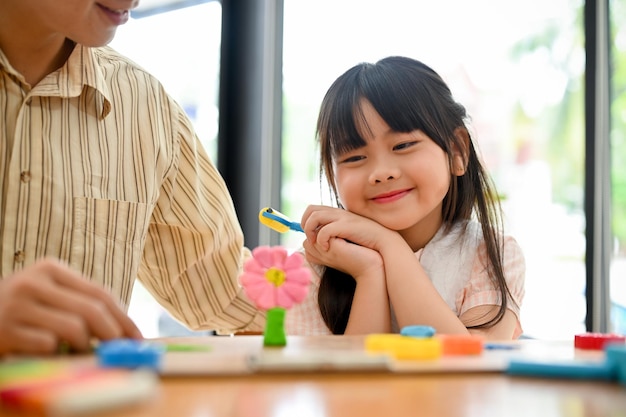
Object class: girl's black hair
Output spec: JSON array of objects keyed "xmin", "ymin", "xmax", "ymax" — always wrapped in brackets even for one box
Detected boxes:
[{"xmin": 315, "ymin": 56, "xmax": 516, "ymax": 334}]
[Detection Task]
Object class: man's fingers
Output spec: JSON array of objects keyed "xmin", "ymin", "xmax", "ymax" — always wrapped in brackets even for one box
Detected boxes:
[
  {"xmin": 0, "ymin": 323, "xmax": 58, "ymax": 355},
  {"xmin": 28, "ymin": 259, "xmax": 142, "ymax": 341},
  {"xmin": 18, "ymin": 301, "xmax": 93, "ymax": 351},
  {"xmin": 47, "ymin": 277, "xmax": 142, "ymax": 341},
  {"xmin": 0, "ymin": 259, "xmax": 143, "ymax": 356}
]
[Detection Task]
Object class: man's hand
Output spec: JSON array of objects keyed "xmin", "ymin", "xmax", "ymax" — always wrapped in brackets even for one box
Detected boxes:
[{"xmin": 0, "ymin": 258, "xmax": 142, "ymax": 355}]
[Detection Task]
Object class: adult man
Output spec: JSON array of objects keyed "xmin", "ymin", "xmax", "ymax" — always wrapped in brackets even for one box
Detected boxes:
[{"xmin": 0, "ymin": 0, "xmax": 263, "ymax": 355}]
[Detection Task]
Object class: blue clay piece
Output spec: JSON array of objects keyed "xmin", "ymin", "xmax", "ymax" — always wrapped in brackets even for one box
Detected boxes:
[
  {"xmin": 400, "ymin": 325, "xmax": 436, "ymax": 338},
  {"xmin": 97, "ymin": 339, "xmax": 164, "ymax": 371},
  {"xmin": 605, "ymin": 343, "xmax": 626, "ymax": 385}
]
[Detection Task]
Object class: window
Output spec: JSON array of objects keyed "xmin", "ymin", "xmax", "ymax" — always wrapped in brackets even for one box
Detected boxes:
[
  {"xmin": 111, "ymin": 1, "xmax": 221, "ymax": 160},
  {"xmin": 610, "ymin": 0, "xmax": 626, "ymax": 333}
]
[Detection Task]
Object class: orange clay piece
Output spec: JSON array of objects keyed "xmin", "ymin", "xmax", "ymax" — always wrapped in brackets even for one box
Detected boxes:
[{"xmin": 437, "ymin": 334, "xmax": 484, "ymax": 355}]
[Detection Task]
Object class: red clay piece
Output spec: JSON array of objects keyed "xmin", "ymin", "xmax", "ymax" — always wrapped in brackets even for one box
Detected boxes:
[{"xmin": 574, "ymin": 333, "xmax": 626, "ymax": 350}]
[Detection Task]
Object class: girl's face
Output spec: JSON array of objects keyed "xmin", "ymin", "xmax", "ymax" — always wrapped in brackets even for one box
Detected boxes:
[{"xmin": 333, "ymin": 100, "xmax": 453, "ymax": 249}]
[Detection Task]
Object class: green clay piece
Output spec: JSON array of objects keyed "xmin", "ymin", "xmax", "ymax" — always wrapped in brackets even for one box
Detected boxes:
[
  {"xmin": 0, "ymin": 361, "xmax": 61, "ymax": 383},
  {"xmin": 165, "ymin": 344, "xmax": 212, "ymax": 352},
  {"xmin": 264, "ymin": 307, "xmax": 287, "ymax": 347}
]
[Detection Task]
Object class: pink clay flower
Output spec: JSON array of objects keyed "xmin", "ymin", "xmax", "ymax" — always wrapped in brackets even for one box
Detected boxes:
[{"xmin": 240, "ymin": 246, "xmax": 311, "ymax": 310}]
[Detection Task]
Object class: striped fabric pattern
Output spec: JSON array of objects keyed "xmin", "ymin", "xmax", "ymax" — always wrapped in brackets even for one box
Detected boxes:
[{"xmin": 0, "ymin": 44, "xmax": 264, "ymax": 333}]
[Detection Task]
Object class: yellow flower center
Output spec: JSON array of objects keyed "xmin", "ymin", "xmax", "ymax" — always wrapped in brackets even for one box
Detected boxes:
[{"xmin": 265, "ymin": 267, "xmax": 286, "ymax": 287}]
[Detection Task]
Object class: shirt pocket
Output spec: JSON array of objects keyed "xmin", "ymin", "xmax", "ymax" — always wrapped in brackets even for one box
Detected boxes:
[{"xmin": 69, "ymin": 197, "xmax": 152, "ymax": 309}]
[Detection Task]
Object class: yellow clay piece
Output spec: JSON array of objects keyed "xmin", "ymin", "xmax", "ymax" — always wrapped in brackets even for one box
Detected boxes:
[
  {"xmin": 365, "ymin": 334, "xmax": 442, "ymax": 360},
  {"xmin": 258, "ymin": 207, "xmax": 290, "ymax": 233}
]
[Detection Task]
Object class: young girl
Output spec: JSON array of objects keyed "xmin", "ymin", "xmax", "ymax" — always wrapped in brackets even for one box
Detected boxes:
[{"xmin": 287, "ymin": 56, "xmax": 525, "ymax": 340}]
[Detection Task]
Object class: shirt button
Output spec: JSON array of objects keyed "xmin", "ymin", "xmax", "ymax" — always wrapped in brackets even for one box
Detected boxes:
[
  {"xmin": 20, "ymin": 171, "xmax": 31, "ymax": 182},
  {"xmin": 14, "ymin": 250, "xmax": 25, "ymax": 263}
]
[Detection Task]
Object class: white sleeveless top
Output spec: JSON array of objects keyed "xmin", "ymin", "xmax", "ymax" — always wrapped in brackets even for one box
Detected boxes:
[{"xmin": 287, "ymin": 220, "xmax": 525, "ymax": 337}]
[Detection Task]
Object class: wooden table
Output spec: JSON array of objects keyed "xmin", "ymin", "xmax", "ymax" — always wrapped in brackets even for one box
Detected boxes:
[{"xmin": 1, "ymin": 336, "xmax": 625, "ymax": 417}]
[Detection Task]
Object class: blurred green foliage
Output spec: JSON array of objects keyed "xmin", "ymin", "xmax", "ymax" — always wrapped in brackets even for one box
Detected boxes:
[{"xmin": 611, "ymin": 0, "xmax": 626, "ymax": 254}]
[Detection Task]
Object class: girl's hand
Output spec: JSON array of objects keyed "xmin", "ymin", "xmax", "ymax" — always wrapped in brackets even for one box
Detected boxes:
[
  {"xmin": 0, "ymin": 258, "xmax": 143, "ymax": 356},
  {"xmin": 301, "ymin": 205, "xmax": 388, "ymax": 279},
  {"xmin": 303, "ymin": 231, "xmax": 383, "ymax": 281},
  {"xmin": 301, "ymin": 206, "xmax": 390, "ymax": 334},
  {"xmin": 301, "ymin": 205, "xmax": 398, "ymax": 253}
]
